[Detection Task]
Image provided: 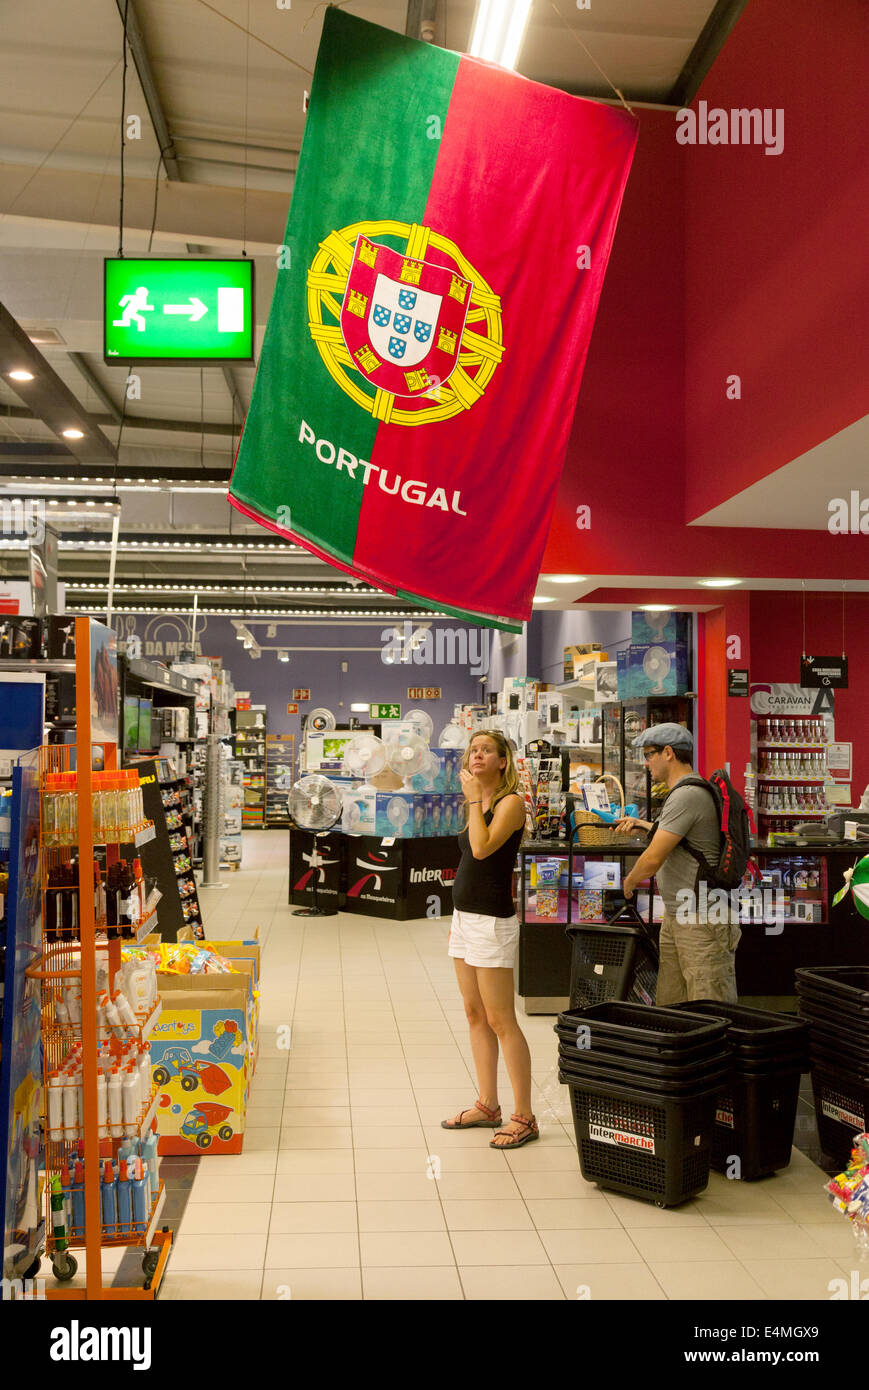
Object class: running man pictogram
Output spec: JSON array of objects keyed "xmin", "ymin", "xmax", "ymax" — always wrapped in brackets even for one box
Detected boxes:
[{"xmin": 113, "ymin": 287, "xmax": 154, "ymax": 331}]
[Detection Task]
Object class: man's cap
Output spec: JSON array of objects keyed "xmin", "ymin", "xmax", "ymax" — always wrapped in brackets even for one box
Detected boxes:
[{"xmin": 633, "ymin": 722, "xmax": 693, "ymax": 753}]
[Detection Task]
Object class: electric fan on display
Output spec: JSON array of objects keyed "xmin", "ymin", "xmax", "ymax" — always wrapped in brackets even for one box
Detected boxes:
[
  {"xmin": 642, "ymin": 647, "xmax": 672, "ymax": 696},
  {"xmin": 386, "ymin": 732, "xmax": 429, "ymax": 788},
  {"xmin": 306, "ymin": 707, "xmax": 336, "ymax": 733},
  {"xmin": 343, "ymin": 732, "xmax": 387, "ymax": 783},
  {"xmin": 342, "ymin": 733, "xmax": 387, "ymax": 832},
  {"xmin": 437, "ymin": 723, "xmax": 470, "ymax": 749},
  {"xmin": 289, "ymin": 774, "xmax": 343, "ymax": 917},
  {"xmin": 402, "ymin": 710, "xmax": 435, "ymax": 744}
]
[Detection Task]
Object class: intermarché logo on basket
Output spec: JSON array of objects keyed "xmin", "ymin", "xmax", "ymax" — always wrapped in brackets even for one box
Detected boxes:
[{"xmin": 675, "ymin": 884, "xmax": 786, "ymax": 935}]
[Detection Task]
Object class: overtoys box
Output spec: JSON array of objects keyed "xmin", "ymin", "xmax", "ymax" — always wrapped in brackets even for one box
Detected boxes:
[{"xmin": 151, "ymin": 939, "xmax": 260, "ymax": 1155}]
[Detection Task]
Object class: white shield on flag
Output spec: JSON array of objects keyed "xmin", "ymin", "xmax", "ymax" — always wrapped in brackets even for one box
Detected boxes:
[{"xmin": 367, "ymin": 273, "xmax": 443, "ymax": 368}]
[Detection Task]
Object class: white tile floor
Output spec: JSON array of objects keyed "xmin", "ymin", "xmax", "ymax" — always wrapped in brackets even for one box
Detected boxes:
[{"xmin": 153, "ymin": 830, "xmax": 860, "ymax": 1301}]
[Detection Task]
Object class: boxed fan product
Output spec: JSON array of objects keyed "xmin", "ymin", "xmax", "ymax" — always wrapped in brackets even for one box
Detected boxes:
[
  {"xmin": 629, "ymin": 641, "xmax": 691, "ymax": 697},
  {"xmin": 343, "ymin": 785, "xmax": 377, "ymax": 835},
  {"xmin": 631, "ymin": 611, "xmax": 691, "ymax": 646},
  {"xmin": 375, "ymin": 790, "xmax": 418, "ymax": 838}
]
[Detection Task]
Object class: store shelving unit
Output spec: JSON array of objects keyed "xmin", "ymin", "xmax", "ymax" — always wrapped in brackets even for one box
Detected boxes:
[
  {"xmin": 753, "ymin": 715, "xmax": 829, "ymax": 834},
  {"xmin": 156, "ymin": 758, "xmax": 203, "ymax": 938},
  {"xmin": 28, "ymin": 618, "xmax": 171, "ymax": 1300},
  {"xmin": 265, "ymin": 734, "xmax": 295, "ymax": 827},
  {"xmin": 235, "ymin": 707, "xmax": 266, "ymax": 829}
]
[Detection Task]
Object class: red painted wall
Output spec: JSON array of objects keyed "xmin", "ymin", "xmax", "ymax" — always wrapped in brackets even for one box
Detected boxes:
[
  {"xmin": 684, "ymin": 0, "xmax": 869, "ymax": 520},
  {"xmin": 750, "ymin": 590, "xmax": 869, "ymax": 800},
  {"xmin": 542, "ymin": 0, "xmax": 868, "ymax": 580}
]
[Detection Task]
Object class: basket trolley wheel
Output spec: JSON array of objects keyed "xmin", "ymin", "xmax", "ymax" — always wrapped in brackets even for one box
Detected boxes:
[{"xmin": 51, "ymin": 1253, "xmax": 78, "ymax": 1281}]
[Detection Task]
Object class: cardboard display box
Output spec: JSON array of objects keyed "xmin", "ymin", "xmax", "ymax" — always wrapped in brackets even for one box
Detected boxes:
[
  {"xmin": 150, "ymin": 933, "xmax": 261, "ymax": 1155},
  {"xmin": 563, "ymin": 644, "xmax": 606, "ymax": 681}
]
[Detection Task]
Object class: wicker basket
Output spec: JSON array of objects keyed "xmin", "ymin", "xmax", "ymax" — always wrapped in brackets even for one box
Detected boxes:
[{"xmin": 574, "ymin": 774, "xmax": 629, "ymax": 847}]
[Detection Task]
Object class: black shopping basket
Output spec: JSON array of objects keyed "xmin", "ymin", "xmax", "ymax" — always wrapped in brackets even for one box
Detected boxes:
[
  {"xmin": 566, "ymin": 897, "xmax": 659, "ymax": 1009},
  {"xmin": 559, "ymin": 1068, "xmax": 722, "ymax": 1207}
]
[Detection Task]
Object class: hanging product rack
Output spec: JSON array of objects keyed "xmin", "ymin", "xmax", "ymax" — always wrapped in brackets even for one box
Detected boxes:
[{"xmin": 28, "ymin": 618, "xmax": 172, "ymax": 1300}]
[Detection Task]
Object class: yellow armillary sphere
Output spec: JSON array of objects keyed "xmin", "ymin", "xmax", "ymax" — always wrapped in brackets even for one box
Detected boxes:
[{"xmin": 306, "ymin": 219, "xmax": 504, "ymax": 426}]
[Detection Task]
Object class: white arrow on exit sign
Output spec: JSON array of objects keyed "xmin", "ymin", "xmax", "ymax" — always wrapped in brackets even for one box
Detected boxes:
[{"xmin": 163, "ymin": 297, "xmax": 208, "ymax": 322}]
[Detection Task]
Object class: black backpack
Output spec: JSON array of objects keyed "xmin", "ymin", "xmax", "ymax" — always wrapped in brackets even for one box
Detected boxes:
[{"xmin": 665, "ymin": 770, "xmax": 758, "ymax": 890}]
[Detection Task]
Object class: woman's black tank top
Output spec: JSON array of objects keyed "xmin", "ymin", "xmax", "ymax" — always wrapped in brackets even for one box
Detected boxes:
[{"xmin": 452, "ymin": 796, "xmax": 523, "ymax": 918}]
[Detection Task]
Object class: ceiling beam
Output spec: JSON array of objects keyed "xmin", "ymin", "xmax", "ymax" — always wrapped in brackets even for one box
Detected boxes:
[
  {"xmin": 68, "ymin": 353, "xmax": 123, "ymax": 425},
  {"xmin": 668, "ymin": 0, "xmax": 751, "ymax": 108},
  {"xmin": 0, "ymin": 403, "xmax": 237, "ymax": 437},
  {"xmin": 0, "ymin": 163, "xmax": 286, "ymax": 251},
  {"xmin": 114, "ymin": 0, "xmax": 181, "ymax": 180},
  {"xmin": 221, "ymin": 365, "xmax": 247, "ymax": 425},
  {"xmin": 0, "ymin": 303, "xmax": 118, "ymax": 463}
]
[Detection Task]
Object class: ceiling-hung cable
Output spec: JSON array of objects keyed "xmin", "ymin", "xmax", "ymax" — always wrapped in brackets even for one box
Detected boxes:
[
  {"xmin": 547, "ymin": 0, "xmax": 635, "ymax": 114},
  {"xmin": 200, "ymin": 368, "xmax": 206, "ymax": 473},
  {"xmin": 842, "ymin": 582, "xmax": 847, "ymax": 660},
  {"xmin": 147, "ymin": 144, "xmax": 175, "ymax": 254},
  {"xmin": 118, "ymin": 0, "xmax": 131, "ymax": 256},
  {"xmin": 242, "ymin": 0, "xmax": 250, "ymax": 256},
  {"xmin": 801, "ymin": 581, "xmax": 806, "ymax": 659}
]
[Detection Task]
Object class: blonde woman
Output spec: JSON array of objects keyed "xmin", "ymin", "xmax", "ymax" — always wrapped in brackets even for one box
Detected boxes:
[{"xmin": 441, "ymin": 731, "xmax": 538, "ymax": 1148}]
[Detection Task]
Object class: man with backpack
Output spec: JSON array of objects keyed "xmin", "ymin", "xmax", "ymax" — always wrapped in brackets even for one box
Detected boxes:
[{"xmin": 617, "ymin": 723, "xmax": 743, "ymax": 1005}]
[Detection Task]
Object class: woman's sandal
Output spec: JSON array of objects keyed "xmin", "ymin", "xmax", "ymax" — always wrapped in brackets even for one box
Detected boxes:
[
  {"xmin": 441, "ymin": 1100, "xmax": 503, "ymax": 1130},
  {"xmin": 490, "ymin": 1113, "xmax": 539, "ymax": 1149}
]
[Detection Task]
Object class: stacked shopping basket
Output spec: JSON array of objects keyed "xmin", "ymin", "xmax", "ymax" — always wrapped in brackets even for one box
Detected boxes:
[
  {"xmin": 674, "ymin": 1001, "xmax": 809, "ymax": 1180},
  {"xmin": 797, "ymin": 966, "xmax": 869, "ymax": 1166},
  {"xmin": 555, "ymin": 1002, "xmax": 730, "ymax": 1206}
]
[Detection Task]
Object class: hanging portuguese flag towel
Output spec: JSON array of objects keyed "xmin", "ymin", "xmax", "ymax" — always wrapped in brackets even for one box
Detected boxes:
[{"xmin": 229, "ymin": 8, "xmax": 637, "ymax": 630}]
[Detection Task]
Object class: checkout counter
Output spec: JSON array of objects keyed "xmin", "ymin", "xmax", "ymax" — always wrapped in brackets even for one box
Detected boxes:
[{"xmin": 514, "ymin": 820, "xmax": 869, "ymax": 1012}]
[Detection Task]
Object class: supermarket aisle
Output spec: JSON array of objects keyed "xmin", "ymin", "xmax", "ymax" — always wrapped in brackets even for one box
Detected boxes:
[{"xmin": 157, "ymin": 831, "xmax": 859, "ymax": 1301}]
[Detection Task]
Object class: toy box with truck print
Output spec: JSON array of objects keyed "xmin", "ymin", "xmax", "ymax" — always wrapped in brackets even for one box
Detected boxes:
[{"xmin": 150, "ymin": 934, "xmax": 260, "ymax": 1155}]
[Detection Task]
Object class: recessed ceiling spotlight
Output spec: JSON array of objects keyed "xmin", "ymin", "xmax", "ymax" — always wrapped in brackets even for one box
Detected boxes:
[
  {"xmin": 8, "ymin": 369, "xmax": 34, "ymax": 381},
  {"xmin": 61, "ymin": 428, "xmax": 85, "ymax": 439},
  {"xmin": 698, "ymin": 578, "xmax": 742, "ymax": 588},
  {"xmin": 544, "ymin": 574, "xmax": 587, "ymax": 584},
  {"xmin": 641, "ymin": 604, "xmax": 673, "ymax": 612},
  {"xmin": 532, "ymin": 595, "xmax": 555, "ymax": 603}
]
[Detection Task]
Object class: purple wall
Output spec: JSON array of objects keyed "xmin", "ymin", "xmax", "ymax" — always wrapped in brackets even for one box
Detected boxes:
[{"xmin": 108, "ymin": 612, "xmax": 483, "ymax": 740}]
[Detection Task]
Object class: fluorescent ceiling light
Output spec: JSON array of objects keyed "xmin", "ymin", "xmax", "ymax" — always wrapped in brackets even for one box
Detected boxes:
[
  {"xmin": 8, "ymin": 369, "xmax": 34, "ymax": 381},
  {"xmin": 350, "ymin": 703, "xmax": 370, "ymax": 712},
  {"xmin": 698, "ymin": 578, "xmax": 742, "ymax": 589},
  {"xmin": 469, "ymin": 0, "xmax": 532, "ymax": 69},
  {"xmin": 544, "ymin": 574, "xmax": 587, "ymax": 584},
  {"xmin": 641, "ymin": 605, "xmax": 673, "ymax": 612}
]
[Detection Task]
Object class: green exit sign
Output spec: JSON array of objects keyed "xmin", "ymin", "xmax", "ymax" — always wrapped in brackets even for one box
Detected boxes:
[
  {"xmin": 104, "ymin": 258, "xmax": 255, "ymax": 364},
  {"xmin": 370, "ymin": 703, "xmax": 401, "ymax": 720}
]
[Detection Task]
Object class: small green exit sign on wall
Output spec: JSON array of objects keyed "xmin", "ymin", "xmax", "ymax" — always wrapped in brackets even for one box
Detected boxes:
[{"xmin": 104, "ymin": 258, "xmax": 255, "ymax": 363}]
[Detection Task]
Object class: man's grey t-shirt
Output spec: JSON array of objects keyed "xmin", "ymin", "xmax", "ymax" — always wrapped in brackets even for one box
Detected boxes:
[{"xmin": 654, "ymin": 779, "xmax": 720, "ymax": 916}]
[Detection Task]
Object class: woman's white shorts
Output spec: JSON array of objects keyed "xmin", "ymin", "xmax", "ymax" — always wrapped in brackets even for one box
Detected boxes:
[{"xmin": 448, "ymin": 910, "xmax": 520, "ymax": 970}]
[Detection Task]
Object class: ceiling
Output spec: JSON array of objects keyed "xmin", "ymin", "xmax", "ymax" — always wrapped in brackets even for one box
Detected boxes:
[{"xmin": 0, "ymin": 0, "xmax": 750, "ymax": 620}]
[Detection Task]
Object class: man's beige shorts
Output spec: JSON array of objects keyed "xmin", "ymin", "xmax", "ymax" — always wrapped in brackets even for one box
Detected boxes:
[{"xmin": 656, "ymin": 911, "xmax": 741, "ymax": 1006}]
